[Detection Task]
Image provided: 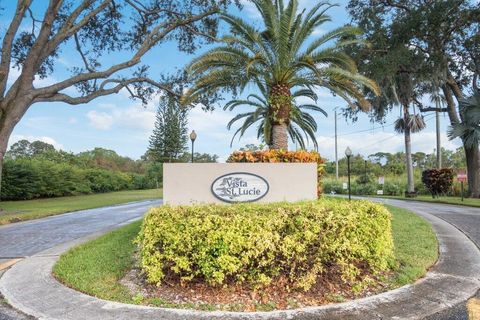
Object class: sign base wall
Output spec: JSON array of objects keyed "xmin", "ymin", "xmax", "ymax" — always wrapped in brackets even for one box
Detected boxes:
[{"xmin": 163, "ymin": 163, "xmax": 317, "ymax": 205}]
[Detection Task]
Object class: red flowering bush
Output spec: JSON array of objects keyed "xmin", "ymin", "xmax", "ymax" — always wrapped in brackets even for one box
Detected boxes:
[{"xmin": 421, "ymin": 168, "xmax": 454, "ymax": 198}]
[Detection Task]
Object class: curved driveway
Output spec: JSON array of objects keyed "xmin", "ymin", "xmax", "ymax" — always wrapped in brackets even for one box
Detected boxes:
[
  {"xmin": 373, "ymin": 198, "xmax": 480, "ymax": 248},
  {"xmin": 0, "ymin": 200, "xmax": 162, "ymax": 259},
  {"xmin": 1, "ymin": 197, "xmax": 479, "ymax": 319},
  {"xmin": 364, "ymin": 197, "xmax": 480, "ymax": 320},
  {"xmin": 0, "ymin": 200, "xmax": 161, "ymax": 320}
]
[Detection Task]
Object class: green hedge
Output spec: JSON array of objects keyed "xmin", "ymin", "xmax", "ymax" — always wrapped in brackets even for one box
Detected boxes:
[
  {"xmin": 1, "ymin": 158, "xmax": 155, "ymax": 200},
  {"xmin": 322, "ymin": 176, "xmax": 428, "ymax": 197},
  {"xmin": 137, "ymin": 199, "xmax": 395, "ymax": 291}
]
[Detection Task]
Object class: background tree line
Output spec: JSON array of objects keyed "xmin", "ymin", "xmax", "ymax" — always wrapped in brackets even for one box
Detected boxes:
[
  {"xmin": 323, "ymin": 148, "xmax": 466, "ymax": 197},
  {"xmin": 2, "ymin": 140, "xmax": 156, "ymax": 200},
  {"xmin": 325, "ymin": 148, "xmax": 466, "ymax": 177}
]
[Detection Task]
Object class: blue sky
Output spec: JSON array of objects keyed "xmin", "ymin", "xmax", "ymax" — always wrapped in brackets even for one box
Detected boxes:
[{"xmin": 4, "ymin": 0, "xmax": 462, "ymax": 162}]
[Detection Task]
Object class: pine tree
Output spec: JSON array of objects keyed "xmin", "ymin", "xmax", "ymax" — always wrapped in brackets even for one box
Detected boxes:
[{"xmin": 148, "ymin": 95, "xmax": 188, "ymax": 162}]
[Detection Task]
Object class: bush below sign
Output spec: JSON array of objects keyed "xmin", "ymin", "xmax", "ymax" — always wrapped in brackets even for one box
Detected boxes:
[
  {"xmin": 211, "ymin": 172, "xmax": 269, "ymax": 203},
  {"xmin": 137, "ymin": 199, "xmax": 395, "ymax": 292}
]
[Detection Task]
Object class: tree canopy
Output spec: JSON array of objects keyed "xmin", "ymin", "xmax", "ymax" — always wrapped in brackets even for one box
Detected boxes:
[
  {"xmin": 185, "ymin": 0, "xmax": 379, "ymax": 149},
  {"xmin": 0, "ymin": 0, "xmax": 239, "ymax": 194}
]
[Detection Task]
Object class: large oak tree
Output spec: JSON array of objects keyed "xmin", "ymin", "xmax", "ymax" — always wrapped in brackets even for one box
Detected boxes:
[
  {"xmin": 347, "ymin": 0, "xmax": 480, "ymax": 196},
  {"xmin": 0, "ymin": 0, "xmax": 236, "ymax": 195}
]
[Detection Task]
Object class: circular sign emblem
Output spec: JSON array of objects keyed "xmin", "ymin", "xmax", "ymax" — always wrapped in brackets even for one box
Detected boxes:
[{"xmin": 211, "ymin": 172, "xmax": 269, "ymax": 203}]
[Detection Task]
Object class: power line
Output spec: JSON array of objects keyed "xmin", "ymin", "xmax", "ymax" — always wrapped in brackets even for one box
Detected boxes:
[
  {"xmin": 331, "ymin": 114, "xmax": 436, "ymax": 139},
  {"xmin": 353, "ymin": 115, "xmax": 437, "ymax": 152}
]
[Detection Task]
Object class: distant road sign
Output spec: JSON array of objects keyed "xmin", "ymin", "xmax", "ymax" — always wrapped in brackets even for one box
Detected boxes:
[
  {"xmin": 343, "ymin": 182, "xmax": 348, "ymax": 190},
  {"xmin": 377, "ymin": 190, "xmax": 384, "ymax": 195},
  {"xmin": 378, "ymin": 176, "xmax": 385, "ymax": 185},
  {"xmin": 457, "ymin": 170, "xmax": 467, "ymax": 182}
]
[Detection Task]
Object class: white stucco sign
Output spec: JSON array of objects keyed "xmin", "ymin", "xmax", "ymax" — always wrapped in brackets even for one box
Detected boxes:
[
  {"xmin": 211, "ymin": 172, "xmax": 269, "ymax": 203},
  {"xmin": 163, "ymin": 163, "xmax": 317, "ymax": 205}
]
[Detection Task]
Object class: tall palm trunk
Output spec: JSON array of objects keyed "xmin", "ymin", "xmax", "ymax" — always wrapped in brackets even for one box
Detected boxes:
[
  {"xmin": 271, "ymin": 123, "xmax": 288, "ymax": 149},
  {"xmin": 269, "ymin": 84, "xmax": 291, "ymax": 150},
  {"xmin": 403, "ymin": 106, "xmax": 415, "ymax": 195}
]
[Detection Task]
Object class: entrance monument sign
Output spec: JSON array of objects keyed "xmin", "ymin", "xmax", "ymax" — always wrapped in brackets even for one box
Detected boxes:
[
  {"xmin": 163, "ymin": 163, "xmax": 317, "ymax": 205},
  {"xmin": 211, "ymin": 172, "xmax": 269, "ymax": 203}
]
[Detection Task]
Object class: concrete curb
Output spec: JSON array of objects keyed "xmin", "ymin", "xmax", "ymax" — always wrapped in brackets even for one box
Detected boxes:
[{"xmin": 1, "ymin": 206, "xmax": 480, "ymax": 319}]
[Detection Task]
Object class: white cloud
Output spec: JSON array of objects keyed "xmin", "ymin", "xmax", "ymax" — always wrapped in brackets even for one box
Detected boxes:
[
  {"xmin": 113, "ymin": 107, "xmax": 155, "ymax": 131},
  {"xmin": 187, "ymin": 107, "xmax": 232, "ymax": 133},
  {"xmin": 86, "ymin": 105, "xmax": 155, "ymax": 131},
  {"xmin": 68, "ymin": 117, "xmax": 77, "ymax": 124},
  {"xmin": 8, "ymin": 135, "xmax": 64, "ymax": 150},
  {"xmin": 86, "ymin": 110, "xmax": 115, "ymax": 130}
]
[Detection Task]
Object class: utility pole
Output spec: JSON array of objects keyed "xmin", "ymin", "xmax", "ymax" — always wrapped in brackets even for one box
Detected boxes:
[
  {"xmin": 436, "ymin": 110, "xmax": 442, "ymax": 168},
  {"xmin": 335, "ymin": 109, "xmax": 339, "ymax": 180},
  {"xmin": 434, "ymin": 84, "xmax": 442, "ymax": 169}
]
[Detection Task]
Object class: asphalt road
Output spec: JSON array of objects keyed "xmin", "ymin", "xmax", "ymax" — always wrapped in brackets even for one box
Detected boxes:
[
  {"xmin": 366, "ymin": 197, "xmax": 480, "ymax": 320},
  {"xmin": 0, "ymin": 197, "xmax": 479, "ymax": 319},
  {"xmin": 0, "ymin": 200, "xmax": 161, "ymax": 320},
  {"xmin": 371, "ymin": 198, "xmax": 480, "ymax": 249},
  {"xmin": 0, "ymin": 200, "xmax": 162, "ymax": 258}
]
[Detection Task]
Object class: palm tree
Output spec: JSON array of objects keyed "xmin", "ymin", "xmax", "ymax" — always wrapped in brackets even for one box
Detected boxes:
[
  {"xmin": 225, "ymin": 85, "xmax": 327, "ymax": 149},
  {"xmin": 184, "ymin": 0, "xmax": 379, "ymax": 150},
  {"xmin": 448, "ymin": 90, "xmax": 480, "ymax": 197}
]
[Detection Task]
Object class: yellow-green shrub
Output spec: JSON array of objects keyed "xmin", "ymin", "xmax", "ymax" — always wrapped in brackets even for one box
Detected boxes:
[{"xmin": 137, "ymin": 199, "xmax": 394, "ymax": 291}]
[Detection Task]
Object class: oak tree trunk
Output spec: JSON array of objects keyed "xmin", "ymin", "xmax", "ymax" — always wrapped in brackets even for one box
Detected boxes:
[
  {"xmin": 464, "ymin": 143, "xmax": 480, "ymax": 198},
  {"xmin": 0, "ymin": 97, "xmax": 32, "ymax": 199},
  {"xmin": 443, "ymin": 84, "xmax": 480, "ymax": 198}
]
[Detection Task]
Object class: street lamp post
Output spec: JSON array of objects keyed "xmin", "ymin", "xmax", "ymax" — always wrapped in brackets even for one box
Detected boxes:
[
  {"xmin": 364, "ymin": 159, "xmax": 367, "ymax": 182},
  {"xmin": 345, "ymin": 147, "xmax": 352, "ymax": 201},
  {"xmin": 190, "ymin": 130, "xmax": 197, "ymax": 163}
]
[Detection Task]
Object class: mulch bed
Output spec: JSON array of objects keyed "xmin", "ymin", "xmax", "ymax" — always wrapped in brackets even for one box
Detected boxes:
[{"xmin": 120, "ymin": 258, "xmax": 393, "ymax": 312}]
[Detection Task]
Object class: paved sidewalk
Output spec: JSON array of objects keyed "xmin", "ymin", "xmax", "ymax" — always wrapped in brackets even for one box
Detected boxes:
[{"xmin": 1, "ymin": 203, "xmax": 479, "ymax": 319}]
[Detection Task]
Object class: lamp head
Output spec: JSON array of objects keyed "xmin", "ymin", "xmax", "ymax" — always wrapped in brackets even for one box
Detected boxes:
[
  {"xmin": 190, "ymin": 130, "xmax": 197, "ymax": 142},
  {"xmin": 345, "ymin": 146, "xmax": 352, "ymax": 157}
]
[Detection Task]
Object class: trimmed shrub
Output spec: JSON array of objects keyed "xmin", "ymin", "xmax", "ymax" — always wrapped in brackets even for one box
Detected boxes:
[
  {"xmin": 351, "ymin": 182, "xmax": 377, "ymax": 195},
  {"xmin": 137, "ymin": 199, "xmax": 395, "ymax": 291},
  {"xmin": 355, "ymin": 173, "xmax": 375, "ymax": 185},
  {"xmin": 383, "ymin": 181, "xmax": 402, "ymax": 196},
  {"xmin": 421, "ymin": 168, "xmax": 454, "ymax": 198},
  {"xmin": 1, "ymin": 158, "xmax": 152, "ymax": 200},
  {"xmin": 322, "ymin": 179, "xmax": 344, "ymax": 194},
  {"xmin": 227, "ymin": 150, "xmax": 325, "ymax": 195}
]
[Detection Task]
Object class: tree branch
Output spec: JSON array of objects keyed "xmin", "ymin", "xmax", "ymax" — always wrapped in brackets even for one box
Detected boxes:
[
  {"xmin": 21, "ymin": 0, "xmax": 64, "ymax": 85},
  {"xmin": 33, "ymin": 8, "xmax": 217, "ymax": 97},
  {"xmin": 413, "ymin": 97, "xmax": 447, "ymax": 112},
  {"xmin": 73, "ymin": 32, "xmax": 95, "ymax": 72},
  {"xmin": 33, "ymin": 76, "xmax": 180, "ymax": 104},
  {"xmin": 379, "ymin": 0, "xmax": 411, "ymax": 12},
  {"xmin": 42, "ymin": 0, "xmax": 113, "ymax": 65},
  {"xmin": 442, "ymin": 84, "xmax": 461, "ymax": 124},
  {"xmin": 0, "ymin": 0, "xmax": 32, "ymax": 99}
]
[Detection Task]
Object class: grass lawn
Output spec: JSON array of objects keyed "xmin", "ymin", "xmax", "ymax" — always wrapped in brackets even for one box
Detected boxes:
[
  {"xmin": 386, "ymin": 205, "xmax": 438, "ymax": 286},
  {"xmin": 377, "ymin": 195, "xmax": 480, "ymax": 208},
  {"xmin": 53, "ymin": 202, "xmax": 438, "ymax": 309},
  {"xmin": 0, "ymin": 189, "xmax": 162, "ymax": 225}
]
